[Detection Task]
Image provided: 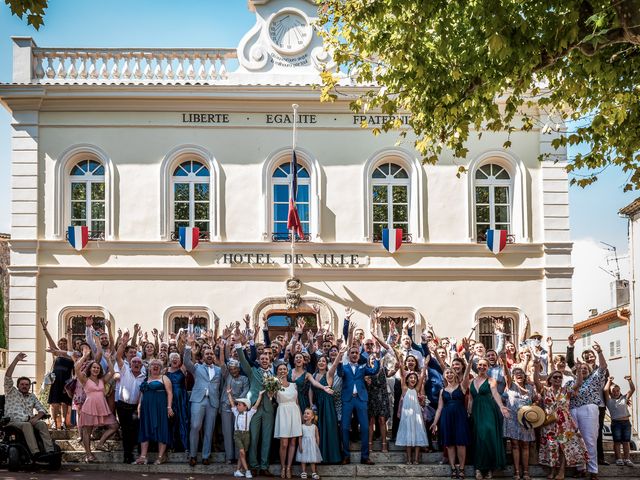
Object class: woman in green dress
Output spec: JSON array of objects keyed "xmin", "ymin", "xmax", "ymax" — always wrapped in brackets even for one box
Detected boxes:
[
  {"xmin": 312, "ymin": 353, "xmax": 343, "ymax": 464},
  {"xmin": 470, "ymin": 358, "xmax": 510, "ymax": 480}
]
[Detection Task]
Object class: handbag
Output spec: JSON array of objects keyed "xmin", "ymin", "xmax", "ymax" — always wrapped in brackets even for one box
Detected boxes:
[
  {"xmin": 64, "ymin": 377, "xmax": 77, "ymax": 398},
  {"xmin": 542, "ymin": 412, "xmax": 557, "ymax": 426}
]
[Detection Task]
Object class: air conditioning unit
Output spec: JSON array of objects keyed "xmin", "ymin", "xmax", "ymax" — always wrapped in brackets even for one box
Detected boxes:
[{"xmin": 611, "ymin": 279, "xmax": 630, "ymax": 308}]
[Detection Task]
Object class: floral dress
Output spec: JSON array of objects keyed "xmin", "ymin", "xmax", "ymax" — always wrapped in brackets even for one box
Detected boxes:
[{"xmin": 538, "ymin": 386, "xmax": 589, "ymax": 468}]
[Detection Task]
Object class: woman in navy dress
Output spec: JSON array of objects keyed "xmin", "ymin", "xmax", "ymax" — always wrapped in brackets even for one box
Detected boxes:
[
  {"xmin": 165, "ymin": 353, "xmax": 189, "ymax": 452},
  {"xmin": 135, "ymin": 359, "xmax": 173, "ymax": 465},
  {"xmin": 432, "ymin": 364, "xmax": 472, "ymax": 479}
]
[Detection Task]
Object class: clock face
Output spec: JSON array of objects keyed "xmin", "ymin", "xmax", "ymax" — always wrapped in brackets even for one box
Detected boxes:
[{"xmin": 268, "ymin": 10, "xmax": 312, "ymax": 55}]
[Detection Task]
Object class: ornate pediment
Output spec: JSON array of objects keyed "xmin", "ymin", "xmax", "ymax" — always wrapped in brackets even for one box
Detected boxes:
[{"xmin": 236, "ymin": 0, "xmax": 334, "ymax": 79}]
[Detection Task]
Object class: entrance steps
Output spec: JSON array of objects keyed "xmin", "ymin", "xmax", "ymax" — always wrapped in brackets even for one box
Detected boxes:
[{"xmin": 52, "ymin": 431, "xmax": 640, "ymax": 478}]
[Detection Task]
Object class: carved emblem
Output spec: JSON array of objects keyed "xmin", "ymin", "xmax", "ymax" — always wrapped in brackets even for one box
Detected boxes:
[{"xmin": 285, "ymin": 277, "xmax": 301, "ymax": 309}]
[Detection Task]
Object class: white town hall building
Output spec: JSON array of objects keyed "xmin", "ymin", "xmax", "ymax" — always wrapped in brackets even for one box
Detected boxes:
[{"xmin": 0, "ymin": 0, "xmax": 573, "ymax": 380}]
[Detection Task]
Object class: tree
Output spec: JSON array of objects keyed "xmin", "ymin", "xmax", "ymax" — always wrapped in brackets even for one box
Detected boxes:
[
  {"xmin": 318, "ymin": 0, "xmax": 640, "ymax": 189},
  {"xmin": 5, "ymin": 0, "xmax": 48, "ymax": 30}
]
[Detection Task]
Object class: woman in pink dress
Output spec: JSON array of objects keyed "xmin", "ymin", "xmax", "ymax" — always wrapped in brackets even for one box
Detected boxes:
[{"xmin": 75, "ymin": 349, "xmax": 119, "ymax": 462}]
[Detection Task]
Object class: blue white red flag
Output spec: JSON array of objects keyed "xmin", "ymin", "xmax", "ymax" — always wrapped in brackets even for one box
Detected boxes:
[
  {"xmin": 179, "ymin": 227, "xmax": 200, "ymax": 252},
  {"xmin": 67, "ymin": 225, "xmax": 88, "ymax": 251},
  {"xmin": 486, "ymin": 229, "xmax": 507, "ymax": 254},
  {"xmin": 287, "ymin": 150, "xmax": 304, "ymax": 239},
  {"xmin": 382, "ymin": 228, "xmax": 403, "ymax": 253}
]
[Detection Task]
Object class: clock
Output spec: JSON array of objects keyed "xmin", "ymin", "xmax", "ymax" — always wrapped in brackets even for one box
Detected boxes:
[{"xmin": 268, "ymin": 9, "xmax": 312, "ymax": 55}]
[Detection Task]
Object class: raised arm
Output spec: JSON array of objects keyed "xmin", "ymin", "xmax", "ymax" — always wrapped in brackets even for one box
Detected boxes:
[
  {"xmin": 625, "ymin": 375, "xmax": 635, "ymax": 398},
  {"xmin": 604, "ymin": 375, "xmax": 613, "ymax": 402},
  {"xmin": 501, "ymin": 353, "xmax": 512, "ymax": 390},
  {"xmin": 183, "ymin": 333, "xmax": 196, "ymax": 374},
  {"xmin": 305, "ymin": 371, "xmax": 334, "ymax": 394},
  {"xmin": 5, "ymin": 352, "xmax": 27, "ymax": 381},
  {"xmin": 253, "ymin": 390, "xmax": 265, "ymax": 410},
  {"xmin": 592, "ymin": 342, "xmax": 607, "ymax": 371},
  {"xmin": 461, "ymin": 356, "xmax": 473, "ymax": 391},
  {"xmin": 532, "ymin": 358, "xmax": 543, "ymax": 393},
  {"xmin": 116, "ymin": 330, "xmax": 130, "ymax": 370},
  {"xmin": 75, "ymin": 349, "xmax": 90, "ymax": 384},
  {"xmin": 235, "ymin": 338, "xmax": 253, "ymax": 377},
  {"xmin": 39, "ymin": 318, "xmax": 59, "ymax": 353},
  {"xmin": 566, "ymin": 334, "xmax": 576, "ymax": 368}
]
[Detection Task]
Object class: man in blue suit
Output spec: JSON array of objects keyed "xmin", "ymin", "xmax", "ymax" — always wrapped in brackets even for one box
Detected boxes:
[{"xmin": 336, "ymin": 346, "xmax": 380, "ymax": 465}]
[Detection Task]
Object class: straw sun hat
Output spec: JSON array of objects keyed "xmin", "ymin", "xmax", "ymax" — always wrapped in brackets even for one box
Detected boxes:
[{"xmin": 517, "ymin": 405, "xmax": 545, "ymax": 429}]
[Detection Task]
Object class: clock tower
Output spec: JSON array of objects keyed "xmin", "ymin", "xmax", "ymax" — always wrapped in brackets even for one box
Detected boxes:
[{"xmin": 235, "ymin": 0, "xmax": 334, "ymax": 82}]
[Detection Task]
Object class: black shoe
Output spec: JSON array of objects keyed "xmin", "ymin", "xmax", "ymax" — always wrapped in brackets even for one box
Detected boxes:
[
  {"xmin": 360, "ymin": 458, "xmax": 375, "ymax": 465},
  {"xmin": 262, "ymin": 469, "xmax": 274, "ymax": 477},
  {"xmin": 341, "ymin": 457, "xmax": 351, "ymax": 465},
  {"xmin": 189, "ymin": 457, "xmax": 197, "ymax": 467},
  {"xmin": 123, "ymin": 457, "xmax": 134, "ymax": 464},
  {"xmin": 202, "ymin": 458, "xmax": 210, "ymax": 465}
]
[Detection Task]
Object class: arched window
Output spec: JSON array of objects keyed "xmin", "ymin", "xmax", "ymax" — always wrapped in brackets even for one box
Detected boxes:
[
  {"xmin": 477, "ymin": 312, "xmax": 519, "ymax": 350},
  {"xmin": 272, "ymin": 162, "xmax": 310, "ymax": 241},
  {"xmin": 371, "ymin": 162, "xmax": 410, "ymax": 241},
  {"xmin": 171, "ymin": 160, "xmax": 210, "ymax": 239},
  {"xmin": 69, "ymin": 159, "xmax": 105, "ymax": 238},
  {"xmin": 474, "ymin": 163, "xmax": 512, "ymax": 241},
  {"xmin": 169, "ymin": 312, "xmax": 209, "ymax": 335}
]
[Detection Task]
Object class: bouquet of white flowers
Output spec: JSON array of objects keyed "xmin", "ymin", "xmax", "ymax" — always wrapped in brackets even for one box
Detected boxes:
[{"xmin": 263, "ymin": 374, "xmax": 283, "ymax": 397}]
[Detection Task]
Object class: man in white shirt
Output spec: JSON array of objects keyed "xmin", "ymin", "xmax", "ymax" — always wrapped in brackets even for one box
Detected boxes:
[{"xmin": 115, "ymin": 331, "xmax": 145, "ymax": 464}]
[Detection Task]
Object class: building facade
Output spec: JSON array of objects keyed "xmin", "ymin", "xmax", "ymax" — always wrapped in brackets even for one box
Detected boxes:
[
  {"xmin": 619, "ymin": 198, "xmax": 640, "ymax": 435},
  {"xmin": 0, "ymin": 0, "xmax": 574, "ymax": 380}
]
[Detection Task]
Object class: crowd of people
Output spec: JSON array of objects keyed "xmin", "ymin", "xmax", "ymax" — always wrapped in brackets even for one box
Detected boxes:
[{"xmin": 2, "ymin": 308, "xmax": 636, "ymax": 480}]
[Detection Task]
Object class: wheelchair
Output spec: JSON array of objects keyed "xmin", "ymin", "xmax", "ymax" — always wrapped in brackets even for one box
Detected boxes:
[{"xmin": 0, "ymin": 395, "xmax": 62, "ymax": 471}]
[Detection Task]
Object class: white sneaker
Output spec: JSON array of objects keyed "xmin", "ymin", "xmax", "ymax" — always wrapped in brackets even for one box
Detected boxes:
[
  {"xmin": 234, "ymin": 470, "xmax": 245, "ymax": 477},
  {"xmin": 617, "ymin": 459, "xmax": 625, "ymax": 466},
  {"xmin": 625, "ymin": 459, "xmax": 635, "ymax": 467},
  {"xmin": 245, "ymin": 470, "xmax": 253, "ymax": 478}
]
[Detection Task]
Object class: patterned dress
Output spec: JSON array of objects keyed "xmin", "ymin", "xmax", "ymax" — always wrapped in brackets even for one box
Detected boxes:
[
  {"xmin": 502, "ymin": 383, "xmax": 536, "ymax": 441},
  {"xmin": 538, "ymin": 386, "xmax": 589, "ymax": 468},
  {"xmin": 366, "ymin": 367, "xmax": 391, "ymax": 418}
]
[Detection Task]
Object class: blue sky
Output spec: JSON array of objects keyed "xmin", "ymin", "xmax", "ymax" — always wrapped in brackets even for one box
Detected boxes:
[{"xmin": 0, "ymin": 0, "xmax": 636, "ymax": 256}]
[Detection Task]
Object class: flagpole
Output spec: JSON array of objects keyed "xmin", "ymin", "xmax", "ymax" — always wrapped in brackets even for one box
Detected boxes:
[{"xmin": 290, "ymin": 103, "xmax": 299, "ymax": 278}]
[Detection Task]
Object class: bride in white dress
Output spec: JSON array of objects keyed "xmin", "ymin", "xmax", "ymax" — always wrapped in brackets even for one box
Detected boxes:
[{"xmin": 273, "ymin": 363, "xmax": 302, "ymax": 478}]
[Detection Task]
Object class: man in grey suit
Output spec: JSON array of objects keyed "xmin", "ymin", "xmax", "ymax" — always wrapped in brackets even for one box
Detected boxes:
[{"xmin": 184, "ymin": 334, "xmax": 225, "ymax": 466}]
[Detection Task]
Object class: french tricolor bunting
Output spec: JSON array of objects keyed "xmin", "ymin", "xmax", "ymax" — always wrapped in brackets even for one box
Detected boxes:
[
  {"xmin": 179, "ymin": 227, "xmax": 200, "ymax": 252},
  {"xmin": 486, "ymin": 229, "xmax": 507, "ymax": 254},
  {"xmin": 286, "ymin": 150, "xmax": 304, "ymax": 239},
  {"xmin": 382, "ymin": 228, "xmax": 403, "ymax": 253},
  {"xmin": 67, "ymin": 225, "xmax": 89, "ymax": 251}
]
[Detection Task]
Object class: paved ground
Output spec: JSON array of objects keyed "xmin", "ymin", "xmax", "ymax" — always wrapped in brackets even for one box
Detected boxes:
[{"xmin": 0, "ymin": 470, "xmax": 231, "ymax": 480}]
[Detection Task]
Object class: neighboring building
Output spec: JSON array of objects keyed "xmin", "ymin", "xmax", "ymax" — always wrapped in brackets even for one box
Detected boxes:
[
  {"xmin": 620, "ymin": 198, "xmax": 640, "ymax": 436},
  {"xmin": 0, "ymin": 0, "xmax": 574, "ymax": 381}
]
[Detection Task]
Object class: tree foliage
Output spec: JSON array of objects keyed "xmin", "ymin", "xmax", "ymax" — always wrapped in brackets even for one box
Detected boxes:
[
  {"xmin": 5, "ymin": 0, "xmax": 48, "ymax": 30},
  {"xmin": 318, "ymin": 0, "xmax": 640, "ymax": 189}
]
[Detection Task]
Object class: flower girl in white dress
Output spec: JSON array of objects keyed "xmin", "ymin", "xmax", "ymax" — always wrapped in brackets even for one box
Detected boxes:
[
  {"xmin": 393, "ymin": 349, "xmax": 429, "ymax": 464},
  {"xmin": 296, "ymin": 408, "xmax": 323, "ymax": 479}
]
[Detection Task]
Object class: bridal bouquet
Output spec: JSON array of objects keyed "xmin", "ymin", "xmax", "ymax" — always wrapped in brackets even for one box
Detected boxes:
[{"xmin": 263, "ymin": 374, "xmax": 283, "ymax": 397}]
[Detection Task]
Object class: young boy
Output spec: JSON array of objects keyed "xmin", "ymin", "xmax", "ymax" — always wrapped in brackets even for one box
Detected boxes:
[
  {"xmin": 604, "ymin": 375, "xmax": 635, "ymax": 466},
  {"xmin": 227, "ymin": 387, "xmax": 265, "ymax": 478}
]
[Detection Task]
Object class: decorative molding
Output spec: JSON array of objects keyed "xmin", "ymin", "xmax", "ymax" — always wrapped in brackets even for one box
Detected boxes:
[
  {"xmin": 252, "ymin": 296, "xmax": 337, "ymax": 333},
  {"xmin": 34, "ymin": 238, "xmax": 545, "ymax": 255},
  {"xmin": 362, "ymin": 147, "xmax": 425, "ymax": 242},
  {"xmin": 53, "ymin": 143, "xmax": 115, "ymax": 240},
  {"xmin": 34, "ymin": 265, "xmax": 545, "ymax": 280},
  {"xmin": 467, "ymin": 149, "xmax": 530, "ymax": 243},
  {"xmin": 159, "ymin": 144, "xmax": 222, "ymax": 241},
  {"xmin": 260, "ymin": 146, "xmax": 321, "ymax": 241},
  {"xmin": 162, "ymin": 305, "xmax": 215, "ymax": 333},
  {"xmin": 56, "ymin": 305, "xmax": 111, "ymax": 338}
]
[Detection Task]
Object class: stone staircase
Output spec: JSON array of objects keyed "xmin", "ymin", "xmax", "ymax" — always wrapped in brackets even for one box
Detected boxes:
[{"xmin": 52, "ymin": 430, "xmax": 640, "ymax": 478}]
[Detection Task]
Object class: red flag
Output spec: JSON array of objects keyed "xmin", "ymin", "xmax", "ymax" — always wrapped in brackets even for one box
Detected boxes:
[{"xmin": 287, "ymin": 151, "xmax": 304, "ymax": 239}]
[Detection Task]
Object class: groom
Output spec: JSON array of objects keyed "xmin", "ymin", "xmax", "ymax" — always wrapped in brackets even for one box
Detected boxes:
[
  {"xmin": 236, "ymin": 340, "xmax": 275, "ymax": 477},
  {"xmin": 336, "ymin": 346, "xmax": 379, "ymax": 465}
]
